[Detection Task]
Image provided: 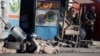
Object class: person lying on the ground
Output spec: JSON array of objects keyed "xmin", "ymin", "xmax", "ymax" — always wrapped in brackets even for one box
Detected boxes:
[
  {"xmin": 32, "ymin": 37, "xmax": 59, "ymax": 54},
  {"xmin": 20, "ymin": 34, "xmax": 59, "ymax": 54}
]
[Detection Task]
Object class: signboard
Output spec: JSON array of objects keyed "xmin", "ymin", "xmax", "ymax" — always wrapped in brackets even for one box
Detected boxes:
[
  {"xmin": 35, "ymin": 1, "xmax": 60, "ymax": 39},
  {"xmin": 36, "ymin": 1, "xmax": 60, "ymax": 26},
  {"xmin": 37, "ymin": 1, "xmax": 60, "ymax": 10}
]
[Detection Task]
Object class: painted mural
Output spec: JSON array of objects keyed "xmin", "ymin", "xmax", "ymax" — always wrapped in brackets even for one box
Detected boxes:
[{"xmin": 35, "ymin": 1, "xmax": 60, "ymax": 26}]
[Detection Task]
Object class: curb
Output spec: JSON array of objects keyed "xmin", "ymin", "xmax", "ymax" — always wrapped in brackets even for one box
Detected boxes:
[{"xmin": 60, "ymin": 48, "xmax": 100, "ymax": 53}]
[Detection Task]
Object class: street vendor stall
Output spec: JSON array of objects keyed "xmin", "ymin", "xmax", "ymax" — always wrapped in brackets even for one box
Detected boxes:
[{"xmin": 57, "ymin": 0, "xmax": 94, "ymax": 47}]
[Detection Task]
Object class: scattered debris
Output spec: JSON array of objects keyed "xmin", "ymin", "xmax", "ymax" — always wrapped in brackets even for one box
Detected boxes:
[{"xmin": 0, "ymin": 41, "xmax": 16, "ymax": 54}]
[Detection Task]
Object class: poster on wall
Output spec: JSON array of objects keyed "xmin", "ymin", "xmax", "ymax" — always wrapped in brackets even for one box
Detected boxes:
[
  {"xmin": 8, "ymin": 0, "xmax": 20, "ymax": 20},
  {"xmin": 35, "ymin": 1, "xmax": 60, "ymax": 26},
  {"xmin": 7, "ymin": 0, "xmax": 21, "ymax": 26}
]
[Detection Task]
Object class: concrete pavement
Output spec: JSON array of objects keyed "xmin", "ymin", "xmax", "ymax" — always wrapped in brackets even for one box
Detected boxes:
[
  {"xmin": 60, "ymin": 48, "xmax": 100, "ymax": 53},
  {"xmin": 0, "ymin": 40, "xmax": 100, "ymax": 54},
  {"xmin": 0, "ymin": 53, "xmax": 100, "ymax": 56}
]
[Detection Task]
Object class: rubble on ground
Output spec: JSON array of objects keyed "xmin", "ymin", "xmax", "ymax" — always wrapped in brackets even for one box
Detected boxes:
[
  {"xmin": 0, "ymin": 36, "xmax": 100, "ymax": 54},
  {"xmin": 0, "ymin": 41, "xmax": 16, "ymax": 54}
]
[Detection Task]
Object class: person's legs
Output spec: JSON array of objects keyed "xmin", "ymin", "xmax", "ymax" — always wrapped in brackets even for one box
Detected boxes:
[{"xmin": 91, "ymin": 24, "xmax": 94, "ymax": 33}]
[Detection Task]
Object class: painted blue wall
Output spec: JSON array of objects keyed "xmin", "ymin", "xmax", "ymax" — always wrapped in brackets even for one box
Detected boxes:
[
  {"xmin": 35, "ymin": 26, "xmax": 58, "ymax": 40},
  {"xmin": 9, "ymin": 19, "xmax": 19, "ymax": 27}
]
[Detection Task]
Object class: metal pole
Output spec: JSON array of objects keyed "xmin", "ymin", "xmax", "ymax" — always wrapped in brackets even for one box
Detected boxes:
[
  {"xmin": 0, "ymin": 0, "xmax": 6, "ymax": 25},
  {"xmin": 1, "ymin": 0, "xmax": 4, "ymax": 17},
  {"xmin": 61, "ymin": 0, "xmax": 69, "ymax": 39}
]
